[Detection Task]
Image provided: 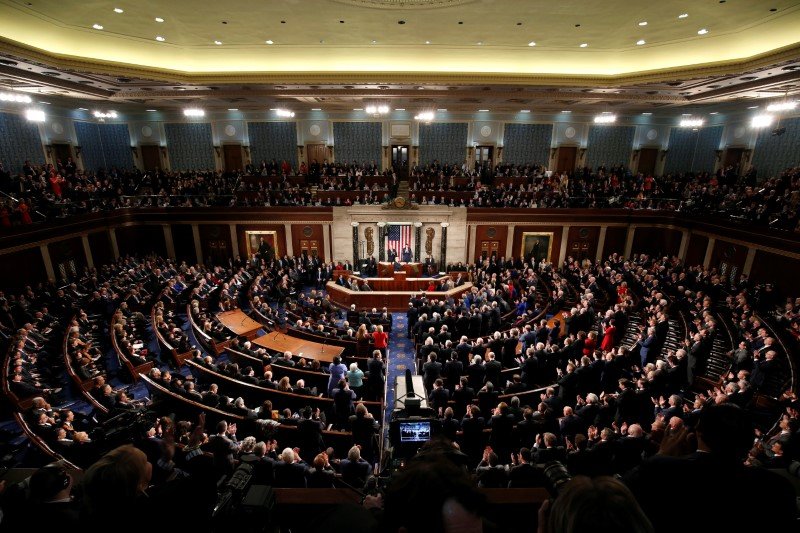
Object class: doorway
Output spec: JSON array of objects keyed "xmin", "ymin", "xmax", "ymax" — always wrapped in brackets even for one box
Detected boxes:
[
  {"xmin": 475, "ymin": 145, "xmax": 494, "ymax": 170},
  {"xmin": 479, "ymin": 240, "xmax": 500, "ymax": 260},
  {"xmin": 391, "ymin": 145, "xmax": 409, "ymax": 179},
  {"xmin": 723, "ymin": 148, "xmax": 745, "ymax": 174},
  {"xmin": 51, "ymin": 143, "xmax": 73, "ymax": 167},
  {"xmin": 638, "ymin": 148, "xmax": 659, "ymax": 176},
  {"xmin": 141, "ymin": 145, "xmax": 161, "ymax": 171},
  {"xmin": 223, "ymin": 144, "xmax": 243, "ymax": 172},
  {"xmin": 556, "ymin": 146, "xmax": 577, "ymax": 173}
]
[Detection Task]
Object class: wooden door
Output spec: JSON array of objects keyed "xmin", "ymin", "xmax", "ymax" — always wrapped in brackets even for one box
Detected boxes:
[
  {"xmin": 141, "ymin": 145, "xmax": 161, "ymax": 171},
  {"xmin": 223, "ymin": 144, "xmax": 243, "ymax": 172},
  {"xmin": 476, "ymin": 146, "xmax": 494, "ymax": 168},
  {"xmin": 723, "ymin": 148, "xmax": 744, "ymax": 173},
  {"xmin": 306, "ymin": 144, "xmax": 327, "ymax": 166},
  {"xmin": 52, "ymin": 143, "xmax": 72, "ymax": 167},
  {"xmin": 638, "ymin": 148, "xmax": 658, "ymax": 176},
  {"xmin": 391, "ymin": 145, "xmax": 409, "ymax": 179},
  {"xmin": 480, "ymin": 240, "xmax": 500, "ymax": 259},
  {"xmin": 556, "ymin": 146, "xmax": 577, "ymax": 173}
]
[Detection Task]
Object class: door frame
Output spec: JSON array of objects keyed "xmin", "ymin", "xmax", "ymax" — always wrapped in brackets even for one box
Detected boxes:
[
  {"xmin": 391, "ymin": 144, "xmax": 410, "ymax": 178},
  {"xmin": 555, "ymin": 145, "xmax": 578, "ymax": 173},
  {"xmin": 221, "ymin": 143, "xmax": 244, "ymax": 172},
  {"xmin": 636, "ymin": 146, "xmax": 660, "ymax": 175},
  {"xmin": 140, "ymin": 144, "xmax": 162, "ymax": 171}
]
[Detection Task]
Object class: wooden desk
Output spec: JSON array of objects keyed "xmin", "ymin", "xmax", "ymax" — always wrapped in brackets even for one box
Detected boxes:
[
  {"xmin": 378, "ymin": 262, "xmax": 422, "ymax": 277},
  {"xmin": 252, "ymin": 332, "xmax": 344, "ymax": 363},
  {"xmin": 216, "ymin": 310, "xmax": 263, "ymax": 339},
  {"xmin": 327, "ymin": 281, "xmax": 472, "ymax": 311}
]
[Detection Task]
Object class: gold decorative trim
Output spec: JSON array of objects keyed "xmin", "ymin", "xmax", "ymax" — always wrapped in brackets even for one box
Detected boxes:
[{"xmin": 2, "ymin": 38, "xmax": 800, "ymax": 87}]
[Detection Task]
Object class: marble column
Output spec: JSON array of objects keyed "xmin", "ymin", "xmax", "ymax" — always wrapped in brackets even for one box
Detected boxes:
[
  {"xmin": 505, "ymin": 225, "xmax": 515, "ymax": 259},
  {"xmin": 82, "ymin": 234, "xmax": 94, "ymax": 269},
  {"xmin": 40, "ymin": 244, "xmax": 55, "ymax": 281},
  {"xmin": 703, "ymin": 237, "xmax": 715, "ymax": 269},
  {"xmin": 440, "ymin": 222, "xmax": 449, "ymax": 271},
  {"xmin": 742, "ymin": 247, "xmax": 757, "ymax": 276},
  {"xmin": 163, "ymin": 225, "xmax": 176, "ymax": 259},
  {"xmin": 677, "ymin": 230, "xmax": 690, "ymax": 262},
  {"xmin": 229, "ymin": 224, "xmax": 240, "ymax": 259},
  {"xmin": 192, "ymin": 224, "xmax": 203, "ymax": 265},
  {"xmin": 595, "ymin": 226, "xmax": 607, "ymax": 262},
  {"xmin": 414, "ymin": 222, "xmax": 422, "ymax": 262},
  {"xmin": 283, "ymin": 223, "xmax": 294, "ymax": 256},
  {"xmin": 323, "ymin": 224, "xmax": 332, "ymax": 263},
  {"xmin": 624, "ymin": 225, "xmax": 635, "ymax": 259},
  {"xmin": 377, "ymin": 223, "xmax": 386, "ymax": 262},
  {"xmin": 558, "ymin": 226, "xmax": 570, "ymax": 266},
  {"xmin": 109, "ymin": 228, "xmax": 120, "ymax": 260},
  {"xmin": 467, "ymin": 225, "xmax": 477, "ymax": 263}
]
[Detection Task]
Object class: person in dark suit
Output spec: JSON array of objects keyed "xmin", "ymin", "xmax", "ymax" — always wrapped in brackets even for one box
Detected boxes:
[
  {"xmin": 534, "ymin": 432, "xmax": 567, "ymax": 464},
  {"xmin": 402, "ymin": 245, "xmax": 412, "ymax": 263},
  {"xmin": 273, "ymin": 448, "xmax": 309, "ymax": 488},
  {"xmin": 349, "ymin": 403, "xmax": 379, "ymax": 462},
  {"xmin": 475, "ymin": 449, "xmax": 507, "ymax": 488},
  {"xmin": 367, "ymin": 350, "xmax": 385, "ymax": 401},
  {"xmin": 428, "ymin": 379, "xmax": 451, "ymax": 416},
  {"xmin": 339, "ymin": 445, "xmax": 372, "ymax": 488},
  {"xmin": 307, "ymin": 452, "xmax": 336, "ymax": 488},
  {"xmin": 422, "ymin": 353, "xmax": 442, "ymax": 391},
  {"xmin": 452, "ymin": 377, "xmax": 475, "ymax": 418},
  {"xmin": 507, "ymin": 448, "xmax": 548, "ymax": 488},
  {"xmin": 388, "ymin": 247, "xmax": 398, "ymax": 263},
  {"xmin": 483, "ymin": 351, "xmax": 502, "ymax": 388},
  {"xmin": 443, "ymin": 351, "xmax": 464, "ymax": 387},
  {"xmin": 625, "ymin": 403, "xmax": 796, "ymax": 533},
  {"xmin": 297, "ymin": 407, "xmax": 325, "ymax": 462},
  {"xmin": 460, "ymin": 405, "xmax": 486, "ymax": 467}
]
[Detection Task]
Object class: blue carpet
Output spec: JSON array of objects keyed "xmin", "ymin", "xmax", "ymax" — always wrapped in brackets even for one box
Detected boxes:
[{"xmin": 386, "ymin": 312, "xmax": 415, "ymax": 425}]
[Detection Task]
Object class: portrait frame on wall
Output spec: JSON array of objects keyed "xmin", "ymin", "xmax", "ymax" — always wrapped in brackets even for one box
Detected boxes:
[
  {"xmin": 520, "ymin": 232, "xmax": 554, "ymax": 263},
  {"xmin": 245, "ymin": 230, "xmax": 279, "ymax": 258}
]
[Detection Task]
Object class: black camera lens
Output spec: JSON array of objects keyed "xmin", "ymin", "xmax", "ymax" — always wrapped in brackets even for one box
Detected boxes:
[{"xmin": 542, "ymin": 460, "xmax": 572, "ymax": 497}]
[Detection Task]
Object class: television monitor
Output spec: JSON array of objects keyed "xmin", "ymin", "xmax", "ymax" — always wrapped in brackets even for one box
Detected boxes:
[{"xmin": 399, "ymin": 420, "xmax": 432, "ymax": 443}]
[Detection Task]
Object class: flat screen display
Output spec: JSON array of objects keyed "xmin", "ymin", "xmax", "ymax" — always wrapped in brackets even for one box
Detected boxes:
[{"xmin": 399, "ymin": 421, "xmax": 431, "ymax": 443}]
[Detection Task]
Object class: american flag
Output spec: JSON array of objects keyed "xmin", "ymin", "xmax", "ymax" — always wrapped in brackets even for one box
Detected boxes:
[{"xmin": 387, "ymin": 224, "xmax": 412, "ymax": 253}]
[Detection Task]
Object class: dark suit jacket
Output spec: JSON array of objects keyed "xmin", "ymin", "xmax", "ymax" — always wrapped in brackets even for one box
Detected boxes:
[{"xmin": 507, "ymin": 463, "xmax": 548, "ymax": 488}]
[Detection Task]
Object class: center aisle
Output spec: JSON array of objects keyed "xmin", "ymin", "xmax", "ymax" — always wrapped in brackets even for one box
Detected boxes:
[{"xmin": 384, "ymin": 312, "xmax": 414, "ymax": 426}]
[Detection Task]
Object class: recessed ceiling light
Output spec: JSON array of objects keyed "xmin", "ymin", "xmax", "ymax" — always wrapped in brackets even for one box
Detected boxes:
[
  {"xmin": 395, "ymin": 108, "xmax": 405, "ymax": 111},
  {"xmin": 146, "ymin": 109, "xmax": 157, "ymax": 112},
  {"xmin": 638, "ymin": 21, "xmax": 648, "ymax": 26},
  {"xmin": 697, "ymin": 28, "xmax": 708, "ymax": 35},
  {"xmin": 155, "ymin": 17, "xmax": 164, "ymax": 23},
  {"xmin": 228, "ymin": 108, "xmax": 238, "ymax": 111},
  {"xmin": 353, "ymin": 108, "xmax": 363, "ymax": 111},
  {"xmin": 311, "ymin": 108, "xmax": 322, "ymax": 111},
  {"xmin": 478, "ymin": 109, "xmax": 489, "ymax": 112},
  {"xmin": 642, "ymin": 112, "xmax": 653, "ymax": 115},
  {"xmin": 113, "ymin": 8, "xmax": 124, "ymax": 13},
  {"xmin": 678, "ymin": 13, "xmax": 689, "ymax": 18},
  {"xmin": 437, "ymin": 108, "xmax": 447, "ymax": 112},
  {"xmin": 528, "ymin": 41, "xmax": 536, "ymax": 46},
  {"xmin": 92, "ymin": 24, "xmax": 104, "ymax": 30},
  {"xmin": 155, "ymin": 36, "xmax": 165, "ymax": 41},
  {"xmin": 214, "ymin": 40, "xmax": 222, "ymax": 45},
  {"xmin": 371, "ymin": 40, "xmax": 377, "ymax": 44},
  {"xmin": 78, "ymin": 107, "xmax": 88, "ymax": 111},
  {"xmin": 265, "ymin": 40, "xmax": 274, "ymax": 45},
  {"xmin": 520, "ymin": 109, "xmax": 531, "ymax": 113},
  {"xmin": 425, "ymin": 40, "xmax": 431, "ymax": 44},
  {"xmin": 477, "ymin": 41, "xmax": 483, "ymax": 45},
  {"xmin": 747, "ymin": 105, "xmax": 759, "ymax": 109},
  {"xmin": 580, "ymin": 43, "xmax": 588, "ymax": 47},
  {"xmin": 39, "ymin": 101, "xmax": 51, "ymax": 105},
  {"xmin": 561, "ymin": 110, "xmax": 572, "ymax": 113},
  {"xmin": 682, "ymin": 113, "xmax": 692, "ymax": 116},
  {"xmin": 709, "ymin": 111, "xmax": 718, "ymax": 114},
  {"xmin": 636, "ymin": 40, "xmax": 646, "ymax": 45}
]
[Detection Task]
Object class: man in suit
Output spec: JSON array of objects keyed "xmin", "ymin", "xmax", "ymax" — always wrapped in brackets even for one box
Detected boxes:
[
  {"xmin": 402, "ymin": 245, "xmax": 413, "ymax": 263},
  {"xmin": 388, "ymin": 247, "xmax": 398, "ymax": 263},
  {"xmin": 208, "ymin": 420, "xmax": 240, "ymax": 476},
  {"xmin": 367, "ymin": 350, "xmax": 385, "ymax": 401},
  {"xmin": 422, "ymin": 353, "xmax": 443, "ymax": 391},
  {"xmin": 534, "ymin": 432, "xmax": 567, "ymax": 464},
  {"xmin": 507, "ymin": 448, "xmax": 548, "ymax": 487},
  {"xmin": 428, "ymin": 379, "xmax": 450, "ymax": 416}
]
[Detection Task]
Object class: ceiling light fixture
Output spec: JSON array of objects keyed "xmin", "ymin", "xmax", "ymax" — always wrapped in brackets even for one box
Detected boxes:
[
  {"xmin": 93, "ymin": 110, "xmax": 118, "ymax": 119},
  {"xmin": 92, "ymin": 24, "xmax": 104, "ymax": 30},
  {"xmin": 678, "ymin": 13, "xmax": 689, "ymax": 19},
  {"xmin": 751, "ymin": 114, "xmax": 774, "ymax": 128},
  {"xmin": 228, "ymin": 108, "xmax": 238, "ymax": 111},
  {"xmin": 747, "ymin": 105, "xmax": 759, "ymax": 109},
  {"xmin": 214, "ymin": 40, "xmax": 222, "ymax": 45},
  {"xmin": 353, "ymin": 108, "xmax": 363, "ymax": 111},
  {"xmin": 146, "ymin": 109, "xmax": 157, "ymax": 112},
  {"xmin": 709, "ymin": 111, "xmax": 718, "ymax": 115},
  {"xmin": 414, "ymin": 111, "xmax": 435, "ymax": 122},
  {"xmin": 594, "ymin": 114, "xmax": 616, "ymax": 124},
  {"xmin": 78, "ymin": 107, "xmax": 88, "ymax": 111},
  {"xmin": 580, "ymin": 43, "xmax": 588, "ymax": 47},
  {"xmin": 372, "ymin": 40, "xmax": 377, "ymax": 44},
  {"xmin": 697, "ymin": 28, "xmax": 708, "ymax": 35},
  {"xmin": 679, "ymin": 118, "xmax": 704, "ymax": 127},
  {"xmin": 520, "ymin": 109, "xmax": 531, "ymax": 113},
  {"xmin": 311, "ymin": 108, "xmax": 322, "ymax": 111},
  {"xmin": 766, "ymin": 101, "xmax": 797, "ymax": 112},
  {"xmin": 275, "ymin": 109, "xmax": 295, "ymax": 118},
  {"xmin": 114, "ymin": 8, "xmax": 124, "ymax": 13},
  {"xmin": 425, "ymin": 40, "xmax": 431, "ymax": 44},
  {"xmin": 0, "ymin": 92, "xmax": 32, "ymax": 103},
  {"xmin": 265, "ymin": 40, "xmax": 274, "ymax": 44},
  {"xmin": 638, "ymin": 21, "xmax": 648, "ymax": 26},
  {"xmin": 478, "ymin": 109, "xmax": 489, "ymax": 112},
  {"xmin": 365, "ymin": 104, "xmax": 390, "ymax": 115},
  {"xmin": 561, "ymin": 110, "xmax": 572, "ymax": 113},
  {"xmin": 437, "ymin": 108, "xmax": 447, "ymax": 112},
  {"xmin": 477, "ymin": 41, "xmax": 483, "ymax": 45},
  {"xmin": 395, "ymin": 108, "xmax": 405, "ymax": 111},
  {"xmin": 183, "ymin": 108, "xmax": 205, "ymax": 117},
  {"xmin": 528, "ymin": 41, "xmax": 536, "ymax": 46},
  {"xmin": 25, "ymin": 109, "xmax": 45, "ymax": 122},
  {"xmin": 155, "ymin": 36, "xmax": 165, "ymax": 41},
  {"xmin": 636, "ymin": 40, "xmax": 646, "ymax": 45},
  {"xmin": 155, "ymin": 17, "xmax": 164, "ymax": 23}
]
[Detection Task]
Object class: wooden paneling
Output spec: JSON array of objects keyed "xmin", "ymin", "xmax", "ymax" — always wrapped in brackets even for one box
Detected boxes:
[
  {"xmin": 566, "ymin": 226, "xmax": 600, "ymax": 261},
  {"xmin": 291, "ymin": 224, "xmax": 325, "ymax": 261},
  {"xmin": 632, "ymin": 227, "xmax": 682, "ymax": 257},
  {"xmin": 474, "ymin": 224, "xmax": 509, "ymax": 261},
  {"xmin": 116, "ymin": 225, "xmax": 167, "ymax": 258},
  {"xmin": 198, "ymin": 224, "xmax": 232, "ymax": 265},
  {"xmin": 141, "ymin": 145, "xmax": 161, "ymax": 171},
  {"xmin": 0, "ymin": 248, "xmax": 46, "ymax": 289},
  {"xmin": 601, "ymin": 226, "xmax": 627, "ymax": 258},
  {"xmin": 171, "ymin": 224, "xmax": 196, "ymax": 264},
  {"xmin": 685, "ymin": 233, "xmax": 708, "ymax": 267},
  {"xmin": 236, "ymin": 224, "xmax": 287, "ymax": 259},
  {"xmin": 88, "ymin": 231, "xmax": 113, "ymax": 266},
  {"xmin": 510, "ymin": 225, "xmax": 563, "ymax": 262},
  {"xmin": 47, "ymin": 237, "xmax": 86, "ymax": 279},
  {"xmin": 749, "ymin": 250, "xmax": 800, "ymax": 297}
]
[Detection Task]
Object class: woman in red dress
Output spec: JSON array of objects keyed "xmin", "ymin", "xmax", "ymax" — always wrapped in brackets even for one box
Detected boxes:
[
  {"xmin": 600, "ymin": 320, "xmax": 616, "ymax": 352},
  {"xmin": 582, "ymin": 331, "xmax": 597, "ymax": 357},
  {"xmin": 616, "ymin": 282, "xmax": 628, "ymax": 304},
  {"xmin": 17, "ymin": 201, "xmax": 32, "ymax": 224},
  {"xmin": 372, "ymin": 325, "xmax": 388, "ymax": 357}
]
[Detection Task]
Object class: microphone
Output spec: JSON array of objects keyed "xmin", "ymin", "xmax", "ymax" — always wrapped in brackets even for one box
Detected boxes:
[{"xmin": 321, "ymin": 337, "xmax": 327, "ymax": 353}]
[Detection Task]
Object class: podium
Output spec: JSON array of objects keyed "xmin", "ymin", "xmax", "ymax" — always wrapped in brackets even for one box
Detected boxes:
[{"xmin": 378, "ymin": 262, "xmax": 422, "ymax": 277}]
